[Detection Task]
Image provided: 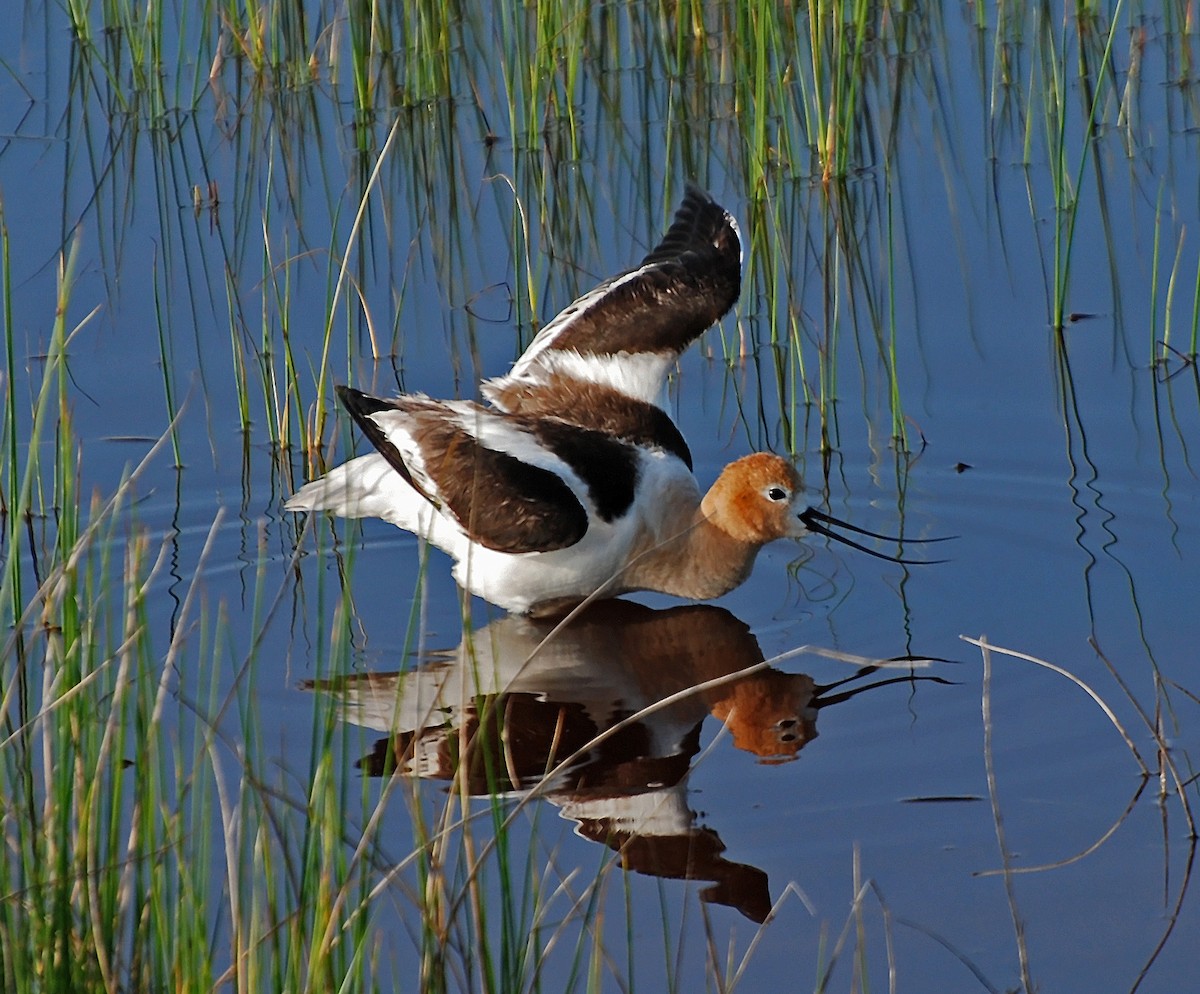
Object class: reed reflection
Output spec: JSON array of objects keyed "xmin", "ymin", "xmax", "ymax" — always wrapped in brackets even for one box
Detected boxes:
[{"xmin": 308, "ymin": 600, "xmax": 940, "ymax": 923}]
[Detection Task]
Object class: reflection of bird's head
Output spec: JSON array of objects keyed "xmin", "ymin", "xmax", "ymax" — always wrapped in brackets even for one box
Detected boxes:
[{"xmin": 709, "ymin": 670, "xmax": 819, "ymax": 762}]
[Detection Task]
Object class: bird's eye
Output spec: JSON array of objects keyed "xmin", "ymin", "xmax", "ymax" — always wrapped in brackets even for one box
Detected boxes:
[{"xmin": 767, "ymin": 486, "xmax": 788, "ymax": 502}]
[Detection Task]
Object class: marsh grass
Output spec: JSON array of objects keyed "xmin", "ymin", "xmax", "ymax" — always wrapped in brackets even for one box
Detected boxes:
[
  {"xmin": 55, "ymin": 0, "xmax": 1197, "ymax": 462},
  {"xmin": 56, "ymin": 0, "xmax": 937, "ymax": 464},
  {"xmin": 0, "ymin": 257, "xmax": 381, "ymax": 989}
]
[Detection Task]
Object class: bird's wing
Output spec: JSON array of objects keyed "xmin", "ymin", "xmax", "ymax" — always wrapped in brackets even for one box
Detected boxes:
[
  {"xmin": 483, "ymin": 184, "xmax": 742, "ymax": 408},
  {"xmin": 337, "ymin": 386, "xmax": 647, "ymax": 555}
]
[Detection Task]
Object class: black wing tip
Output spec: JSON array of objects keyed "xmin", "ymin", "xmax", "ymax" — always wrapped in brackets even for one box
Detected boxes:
[
  {"xmin": 335, "ymin": 385, "xmax": 426, "ymax": 499},
  {"xmin": 680, "ymin": 182, "xmax": 716, "ymax": 212},
  {"xmin": 337, "ymin": 385, "xmax": 405, "ymax": 445},
  {"xmin": 337, "ymin": 385, "xmax": 392, "ymax": 419},
  {"xmin": 643, "ymin": 183, "xmax": 741, "ymax": 269}
]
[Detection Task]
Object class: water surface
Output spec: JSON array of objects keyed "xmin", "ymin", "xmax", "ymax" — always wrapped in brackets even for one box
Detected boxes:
[{"xmin": 2, "ymin": 4, "xmax": 1199, "ymax": 992}]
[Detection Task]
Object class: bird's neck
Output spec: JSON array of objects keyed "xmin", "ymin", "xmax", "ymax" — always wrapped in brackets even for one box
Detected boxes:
[{"xmin": 621, "ymin": 505, "xmax": 761, "ymax": 601}]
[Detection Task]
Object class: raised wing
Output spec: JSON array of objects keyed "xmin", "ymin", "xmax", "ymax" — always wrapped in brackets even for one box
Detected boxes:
[{"xmin": 483, "ymin": 185, "xmax": 742, "ymax": 410}]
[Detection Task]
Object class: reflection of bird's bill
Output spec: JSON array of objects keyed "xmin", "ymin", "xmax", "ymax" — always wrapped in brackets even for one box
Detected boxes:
[{"xmin": 798, "ymin": 507, "xmax": 954, "ymax": 565}]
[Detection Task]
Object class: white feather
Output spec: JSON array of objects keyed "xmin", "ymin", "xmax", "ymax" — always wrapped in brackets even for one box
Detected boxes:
[{"xmin": 503, "ymin": 265, "xmax": 650, "ymax": 378}]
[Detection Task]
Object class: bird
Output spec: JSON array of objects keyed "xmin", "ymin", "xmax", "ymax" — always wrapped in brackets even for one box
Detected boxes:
[{"xmin": 286, "ymin": 186, "xmax": 930, "ymax": 615}]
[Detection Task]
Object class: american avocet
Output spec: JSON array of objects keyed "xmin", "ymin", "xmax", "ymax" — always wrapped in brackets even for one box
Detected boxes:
[{"xmin": 287, "ymin": 187, "xmax": 928, "ymax": 614}]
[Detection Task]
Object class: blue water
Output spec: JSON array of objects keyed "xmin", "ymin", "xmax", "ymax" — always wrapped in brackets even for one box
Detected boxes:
[{"xmin": 3, "ymin": 4, "xmax": 1199, "ymax": 992}]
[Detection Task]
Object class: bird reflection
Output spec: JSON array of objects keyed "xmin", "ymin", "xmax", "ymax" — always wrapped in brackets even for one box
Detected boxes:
[{"xmin": 307, "ymin": 600, "xmax": 943, "ymax": 923}]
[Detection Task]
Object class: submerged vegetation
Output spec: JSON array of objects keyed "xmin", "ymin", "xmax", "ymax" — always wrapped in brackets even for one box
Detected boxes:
[{"xmin": 1, "ymin": 1, "xmax": 1199, "ymax": 991}]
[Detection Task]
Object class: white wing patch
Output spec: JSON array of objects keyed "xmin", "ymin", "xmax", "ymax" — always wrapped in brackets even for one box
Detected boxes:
[
  {"xmin": 363, "ymin": 402, "xmax": 598, "ymax": 516},
  {"xmin": 506, "ymin": 265, "xmax": 650, "ymax": 377}
]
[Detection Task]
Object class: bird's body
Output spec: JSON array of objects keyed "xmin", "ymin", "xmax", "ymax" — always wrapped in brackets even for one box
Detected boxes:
[
  {"xmin": 290, "ymin": 386, "xmax": 807, "ymax": 613},
  {"xmin": 287, "ymin": 187, "xmax": 923, "ymax": 614}
]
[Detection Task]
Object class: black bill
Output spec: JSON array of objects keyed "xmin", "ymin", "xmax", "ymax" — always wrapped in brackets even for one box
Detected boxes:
[{"xmin": 798, "ymin": 507, "xmax": 953, "ymax": 565}]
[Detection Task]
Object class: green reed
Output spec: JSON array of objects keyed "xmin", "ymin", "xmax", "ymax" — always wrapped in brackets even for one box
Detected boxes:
[
  {"xmin": 1151, "ymin": 182, "xmax": 1200, "ymax": 367},
  {"xmin": 796, "ymin": 0, "xmax": 873, "ymax": 185},
  {"xmin": 153, "ymin": 256, "xmax": 184, "ymax": 467},
  {"xmin": 0, "ymin": 235, "xmax": 384, "ymax": 992},
  {"xmin": 1191, "ymin": 251, "xmax": 1200, "ymax": 359},
  {"xmin": 1049, "ymin": 3, "xmax": 1124, "ymax": 334},
  {"xmin": 1, "ymin": 202, "xmax": 18, "ymax": 615},
  {"xmin": 55, "ymin": 0, "xmax": 924, "ymax": 463}
]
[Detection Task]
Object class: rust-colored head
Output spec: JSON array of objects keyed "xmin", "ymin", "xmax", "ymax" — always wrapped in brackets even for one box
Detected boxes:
[{"xmin": 701, "ymin": 453, "xmax": 807, "ymax": 545}]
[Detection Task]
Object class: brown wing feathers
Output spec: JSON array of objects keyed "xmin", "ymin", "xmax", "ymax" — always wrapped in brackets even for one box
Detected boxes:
[
  {"xmin": 337, "ymin": 387, "xmax": 589, "ymax": 554},
  {"xmin": 544, "ymin": 185, "xmax": 741, "ymax": 358}
]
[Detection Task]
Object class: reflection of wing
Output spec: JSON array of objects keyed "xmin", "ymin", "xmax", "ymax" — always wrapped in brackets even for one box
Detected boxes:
[
  {"xmin": 568, "ymin": 805, "xmax": 773, "ymax": 924},
  {"xmin": 331, "ymin": 386, "xmax": 655, "ymax": 554},
  {"xmin": 483, "ymin": 184, "xmax": 742, "ymax": 409}
]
